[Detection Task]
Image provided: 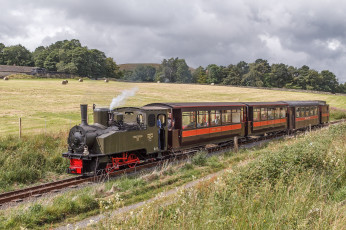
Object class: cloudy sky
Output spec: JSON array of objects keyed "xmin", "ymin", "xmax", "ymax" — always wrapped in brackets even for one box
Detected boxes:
[{"xmin": 1, "ymin": 0, "xmax": 345, "ymax": 82}]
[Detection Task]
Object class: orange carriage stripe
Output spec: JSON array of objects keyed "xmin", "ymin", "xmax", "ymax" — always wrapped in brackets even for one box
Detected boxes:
[
  {"xmin": 182, "ymin": 124, "xmax": 242, "ymax": 138},
  {"xmin": 296, "ymin": 115, "xmax": 318, "ymax": 121},
  {"xmin": 253, "ymin": 118, "xmax": 286, "ymax": 127}
]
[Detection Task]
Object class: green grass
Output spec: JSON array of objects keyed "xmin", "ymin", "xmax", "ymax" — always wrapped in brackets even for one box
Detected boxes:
[
  {"xmin": 95, "ymin": 123, "xmax": 346, "ymax": 230},
  {"xmin": 1, "ymin": 79, "xmax": 345, "ymax": 135},
  {"xmin": 0, "ymin": 132, "xmax": 70, "ymax": 192},
  {"xmin": 1, "ymin": 124, "xmax": 344, "ymax": 229}
]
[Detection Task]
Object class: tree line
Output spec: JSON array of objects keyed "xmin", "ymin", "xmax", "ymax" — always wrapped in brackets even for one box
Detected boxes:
[
  {"xmin": 122, "ymin": 57, "xmax": 345, "ymax": 93},
  {"xmin": 0, "ymin": 39, "xmax": 120, "ymax": 79},
  {"xmin": 0, "ymin": 40, "xmax": 345, "ymax": 93}
]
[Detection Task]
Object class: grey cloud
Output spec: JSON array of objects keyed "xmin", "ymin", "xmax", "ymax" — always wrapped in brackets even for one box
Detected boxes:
[{"xmin": 0, "ymin": 0, "xmax": 345, "ymax": 82}]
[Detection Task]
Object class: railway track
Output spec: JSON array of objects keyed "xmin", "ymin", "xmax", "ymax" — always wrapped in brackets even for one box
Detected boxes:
[{"xmin": 0, "ymin": 119, "xmax": 344, "ymax": 206}]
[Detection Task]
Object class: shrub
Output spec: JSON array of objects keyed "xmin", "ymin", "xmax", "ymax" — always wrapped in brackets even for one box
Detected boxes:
[{"xmin": 192, "ymin": 151, "xmax": 208, "ymax": 166}]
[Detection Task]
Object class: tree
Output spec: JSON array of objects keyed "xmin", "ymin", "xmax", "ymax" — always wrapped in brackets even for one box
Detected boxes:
[
  {"xmin": 44, "ymin": 50, "xmax": 59, "ymax": 71},
  {"xmin": 319, "ymin": 70, "xmax": 339, "ymax": 93},
  {"xmin": 206, "ymin": 64, "xmax": 222, "ymax": 84},
  {"xmin": 222, "ymin": 64, "xmax": 242, "ymax": 85},
  {"xmin": 88, "ymin": 49, "xmax": 107, "ymax": 78},
  {"xmin": 268, "ymin": 63, "xmax": 291, "ymax": 88},
  {"xmin": 132, "ymin": 65, "xmax": 156, "ymax": 82},
  {"xmin": 105, "ymin": 57, "xmax": 120, "ymax": 79},
  {"xmin": 192, "ymin": 66, "xmax": 207, "ymax": 84},
  {"xmin": 241, "ymin": 63, "xmax": 264, "ymax": 87},
  {"xmin": 0, "ymin": 43, "xmax": 5, "ymax": 64},
  {"xmin": 156, "ymin": 57, "xmax": 191, "ymax": 83},
  {"xmin": 176, "ymin": 59, "xmax": 192, "ymax": 83},
  {"xmin": 2, "ymin": 45, "xmax": 33, "ymax": 66},
  {"xmin": 33, "ymin": 46, "xmax": 49, "ymax": 67}
]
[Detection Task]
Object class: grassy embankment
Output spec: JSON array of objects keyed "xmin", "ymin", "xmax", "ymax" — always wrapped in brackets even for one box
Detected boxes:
[
  {"xmin": 95, "ymin": 123, "xmax": 346, "ymax": 230},
  {"xmin": 0, "ymin": 123, "xmax": 344, "ymax": 229}
]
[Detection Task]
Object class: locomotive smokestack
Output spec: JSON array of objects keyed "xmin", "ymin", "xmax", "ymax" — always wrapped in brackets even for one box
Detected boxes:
[{"xmin": 80, "ymin": 104, "xmax": 88, "ymax": 126}]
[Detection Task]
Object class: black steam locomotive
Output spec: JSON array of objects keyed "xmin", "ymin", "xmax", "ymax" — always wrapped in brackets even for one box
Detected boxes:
[{"xmin": 63, "ymin": 101, "xmax": 329, "ymax": 175}]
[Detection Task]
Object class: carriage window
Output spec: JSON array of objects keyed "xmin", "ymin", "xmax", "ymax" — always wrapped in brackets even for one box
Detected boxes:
[
  {"xmin": 280, "ymin": 108, "xmax": 286, "ymax": 118},
  {"xmin": 210, "ymin": 110, "xmax": 221, "ymax": 126},
  {"xmin": 275, "ymin": 108, "xmax": 280, "ymax": 119},
  {"xmin": 309, "ymin": 107, "xmax": 314, "ymax": 116},
  {"xmin": 222, "ymin": 110, "xmax": 232, "ymax": 125},
  {"xmin": 157, "ymin": 114, "xmax": 166, "ymax": 126},
  {"xmin": 296, "ymin": 107, "xmax": 301, "ymax": 117},
  {"xmin": 197, "ymin": 111, "xmax": 209, "ymax": 128},
  {"xmin": 314, "ymin": 107, "xmax": 318, "ymax": 115},
  {"xmin": 268, "ymin": 108, "xmax": 275, "ymax": 120},
  {"xmin": 182, "ymin": 112, "xmax": 196, "ymax": 130},
  {"xmin": 232, "ymin": 109, "xmax": 241, "ymax": 123},
  {"xmin": 261, "ymin": 108, "xmax": 267, "ymax": 120},
  {"xmin": 240, "ymin": 108, "xmax": 244, "ymax": 122},
  {"xmin": 253, "ymin": 108, "xmax": 261, "ymax": 122}
]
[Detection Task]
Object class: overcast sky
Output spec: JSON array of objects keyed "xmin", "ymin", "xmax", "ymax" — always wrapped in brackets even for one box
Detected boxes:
[{"xmin": 1, "ymin": 0, "xmax": 345, "ymax": 82}]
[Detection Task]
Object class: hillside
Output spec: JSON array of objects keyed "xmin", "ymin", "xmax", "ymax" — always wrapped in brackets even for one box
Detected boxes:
[
  {"xmin": 118, "ymin": 63, "xmax": 161, "ymax": 72},
  {"xmin": 119, "ymin": 63, "xmax": 196, "ymax": 72},
  {"xmin": 0, "ymin": 79, "xmax": 345, "ymax": 136}
]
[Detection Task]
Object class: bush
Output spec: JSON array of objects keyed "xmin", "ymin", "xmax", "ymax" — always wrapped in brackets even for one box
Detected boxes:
[
  {"xmin": 0, "ymin": 132, "xmax": 69, "ymax": 191},
  {"xmin": 192, "ymin": 151, "xmax": 208, "ymax": 166}
]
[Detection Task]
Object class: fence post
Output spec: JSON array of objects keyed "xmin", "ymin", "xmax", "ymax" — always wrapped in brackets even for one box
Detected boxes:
[
  {"xmin": 19, "ymin": 117, "xmax": 22, "ymax": 139},
  {"xmin": 234, "ymin": 136, "xmax": 238, "ymax": 153}
]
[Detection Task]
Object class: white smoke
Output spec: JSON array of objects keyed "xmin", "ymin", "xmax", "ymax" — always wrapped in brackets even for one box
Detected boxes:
[{"xmin": 109, "ymin": 87, "xmax": 139, "ymax": 110}]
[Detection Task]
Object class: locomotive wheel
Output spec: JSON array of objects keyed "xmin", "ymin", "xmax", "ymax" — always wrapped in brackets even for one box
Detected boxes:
[
  {"xmin": 127, "ymin": 153, "xmax": 140, "ymax": 168},
  {"xmin": 105, "ymin": 163, "xmax": 115, "ymax": 173}
]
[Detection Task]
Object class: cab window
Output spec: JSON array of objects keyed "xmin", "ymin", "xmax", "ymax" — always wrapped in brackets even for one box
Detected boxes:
[
  {"xmin": 157, "ymin": 114, "xmax": 166, "ymax": 127},
  {"xmin": 148, "ymin": 114, "xmax": 156, "ymax": 127},
  {"xmin": 182, "ymin": 111, "xmax": 196, "ymax": 130}
]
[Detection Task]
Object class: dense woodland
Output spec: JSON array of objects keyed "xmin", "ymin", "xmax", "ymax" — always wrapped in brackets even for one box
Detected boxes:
[{"xmin": 0, "ymin": 39, "xmax": 345, "ymax": 93}]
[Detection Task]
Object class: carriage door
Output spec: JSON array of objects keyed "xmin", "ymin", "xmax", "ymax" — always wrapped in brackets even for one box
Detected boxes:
[{"xmin": 157, "ymin": 114, "xmax": 166, "ymax": 150}]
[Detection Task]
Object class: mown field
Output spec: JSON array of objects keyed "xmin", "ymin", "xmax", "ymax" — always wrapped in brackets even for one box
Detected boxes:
[{"xmin": 1, "ymin": 78, "xmax": 345, "ymax": 136}]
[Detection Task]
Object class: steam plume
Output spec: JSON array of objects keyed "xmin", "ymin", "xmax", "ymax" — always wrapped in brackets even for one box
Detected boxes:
[{"xmin": 109, "ymin": 87, "xmax": 138, "ymax": 110}]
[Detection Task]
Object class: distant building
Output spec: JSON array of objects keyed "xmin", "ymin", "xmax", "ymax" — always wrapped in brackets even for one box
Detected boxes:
[{"xmin": 0, "ymin": 65, "xmax": 46, "ymax": 78}]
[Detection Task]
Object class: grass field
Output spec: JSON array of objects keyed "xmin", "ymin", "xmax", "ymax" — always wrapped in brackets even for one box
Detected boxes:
[
  {"xmin": 1, "ymin": 123, "xmax": 344, "ymax": 229},
  {"xmin": 1, "ymin": 79, "xmax": 345, "ymax": 136}
]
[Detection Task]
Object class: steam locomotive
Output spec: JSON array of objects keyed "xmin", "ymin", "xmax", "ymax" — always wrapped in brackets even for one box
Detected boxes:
[{"xmin": 62, "ymin": 101, "xmax": 329, "ymax": 175}]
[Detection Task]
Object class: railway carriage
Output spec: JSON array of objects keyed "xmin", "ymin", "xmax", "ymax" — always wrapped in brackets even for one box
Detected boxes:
[
  {"xmin": 282, "ymin": 101, "xmax": 322, "ymax": 131},
  {"xmin": 245, "ymin": 102, "xmax": 288, "ymax": 136},
  {"xmin": 144, "ymin": 102, "xmax": 247, "ymax": 149}
]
